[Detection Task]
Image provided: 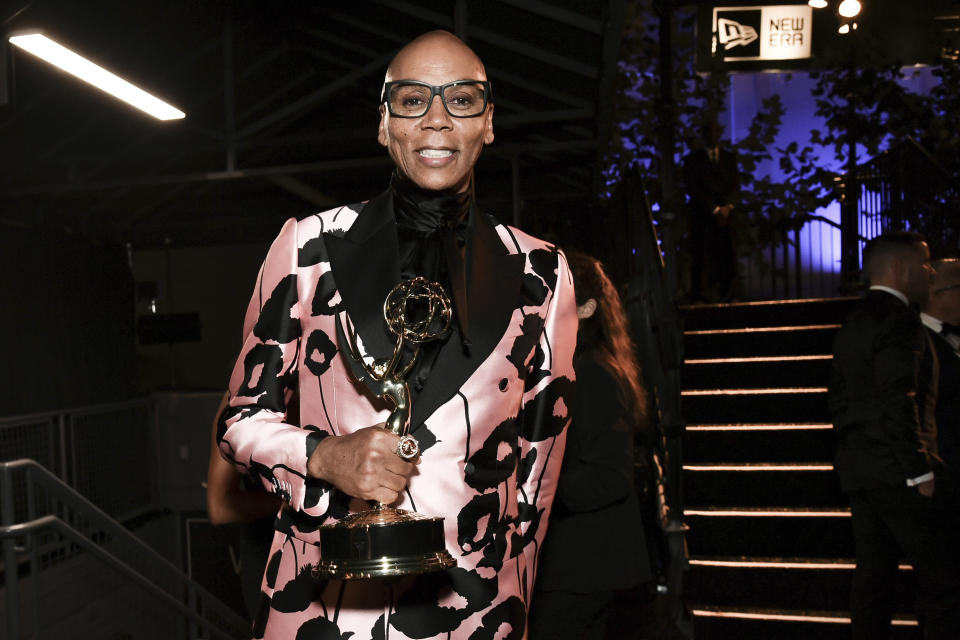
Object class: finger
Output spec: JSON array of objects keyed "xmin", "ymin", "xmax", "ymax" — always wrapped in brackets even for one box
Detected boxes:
[
  {"xmin": 378, "ymin": 468, "xmax": 409, "ymax": 493},
  {"xmin": 382, "ymin": 454, "xmax": 417, "ymax": 477}
]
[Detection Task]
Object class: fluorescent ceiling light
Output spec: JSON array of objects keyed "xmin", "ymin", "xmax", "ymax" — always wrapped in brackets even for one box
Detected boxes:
[
  {"xmin": 8, "ymin": 32, "xmax": 185, "ymax": 121},
  {"xmin": 808, "ymin": 0, "xmax": 828, "ymax": 8}
]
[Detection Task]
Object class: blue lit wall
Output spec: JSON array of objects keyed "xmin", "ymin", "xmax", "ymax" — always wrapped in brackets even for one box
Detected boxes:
[{"xmin": 722, "ymin": 67, "xmax": 937, "ymax": 297}]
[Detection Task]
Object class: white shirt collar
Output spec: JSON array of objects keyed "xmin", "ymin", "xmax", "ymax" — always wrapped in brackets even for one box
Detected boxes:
[
  {"xmin": 920, "ymin": 312, "xmax": 942, "ymax": 333},
  {"xmin": 870, "ymin": 285, "xmax": 909, "ymax": 306},
  {"xmin": 921, "ymin": 312, "xmax": 960, "ymax": 353}
]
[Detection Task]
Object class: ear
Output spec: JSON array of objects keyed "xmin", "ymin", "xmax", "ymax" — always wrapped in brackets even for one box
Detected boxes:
[
  {"xmin": 377, "ymin": 104, "xmax": 388, "ymax": 148},
  {"xmin": 576, "ymin": 298, "xmax": 597, "ymax": 320},
  {"xmin": 483, "ymin": 103, "xmax": 495, "ymax": 145}
]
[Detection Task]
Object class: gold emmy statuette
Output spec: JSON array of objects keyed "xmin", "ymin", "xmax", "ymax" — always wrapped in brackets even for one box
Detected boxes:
[{"xmin": 314, "ymin": 277, "xmax": 458, "ymax": 580}]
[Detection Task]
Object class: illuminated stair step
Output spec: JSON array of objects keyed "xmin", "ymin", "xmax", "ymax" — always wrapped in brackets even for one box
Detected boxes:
[
  {"xmin": 680, "ymin": 296, "xmax": 857, "ymax": 331},
  {"xmin": 684, "ymin": 325, "xmax": 839, "ymax": 359},
  {"xmin": 691, "ymin": 607, "xmax": 915, "ymax": 624},
  {"xmin": 682, "ymin": 387, "xmax": 827, "ymax": 395},
  {"xmin": 685, "ymin": 507, "xmax": 850, "ymax": 516},
  {"xmin": 683, "ymin": 355, "xmax": 832, "ymax": 389},
  {"xmin": 684, "ymin": 468, "xmax": 844, "ymax": 507},
  {"xmin": 685, "ymin": 424, "xmax": 834, "ymax": 464},
  {"xmin": 684, "ymin": 463, "xmax": 834, "ymax": 471},
  {"xmin": 689, "ymin": 556, "xmax": 911, "ymax": 570},
  {"xmin": 686, "ymin": 423, "xmax": 832, "ymax": 431},
  {"xmin": 686, "ymin": 557, "xmax": 916, "ymax": 613},
  {"xmin": 683, "ymin": 388, "xmax": 829, "ymax": 423},
  {"xmin": 691, "ymin": 606, "xmax": 919, "ymax": 640},
  {"xmin": 689, "ymin": 556, "xmax": 913, "ymax": 571},
  {"xmin": 691, "ymin": 607, "xmax": 920, "ymax": 640},
  {"xmin": 685, "ymin": 356, "xmax": 832, "ymax": 364},
  {"xmin": 684, "ymin": 324, "xmax": 840, "ymax": 335},
  {"xmin": 685, "ymin": 508, "xmax": 854, "ymax": 557}
]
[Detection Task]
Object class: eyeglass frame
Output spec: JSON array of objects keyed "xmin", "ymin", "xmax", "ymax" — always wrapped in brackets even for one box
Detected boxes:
[{"xmin": 380, "ymin": 80, "xmax": 493, "ymax": 119}]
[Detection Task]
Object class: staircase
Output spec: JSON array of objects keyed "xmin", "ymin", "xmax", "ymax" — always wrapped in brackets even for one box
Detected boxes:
[{"xmin": 680, "ymin": 297, "xmax": 921, "ymax": 639}]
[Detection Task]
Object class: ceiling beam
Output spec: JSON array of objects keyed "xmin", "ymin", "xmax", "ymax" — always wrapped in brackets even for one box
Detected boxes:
[
  {"xmin": 326, "ymin": 11, "xmax": 592, "ymax": 108},
  {"xmin": 235, "ymin": 50, "xmax": 394, "ymax": 139},
  {"xmin": 486, "ymin": 67, "xmax": 592, "ymax": 109},
  {"xmin": 2, "ymin": 157, "xmax": 392, "ymax": 196},
  {"xmin": 374, "ymin": 0, "xmax": 599, "ymax": 79},
  {"xmin": 266, "ymin": 175, "xmax": 338, "ymax": 208},
  {"xmin": 295, "ymin": 27, "xmax": 381, "ymax": 59},
  {"xmin": 493, "ymin": 0, "xmax": 602, "ymax": 35}
]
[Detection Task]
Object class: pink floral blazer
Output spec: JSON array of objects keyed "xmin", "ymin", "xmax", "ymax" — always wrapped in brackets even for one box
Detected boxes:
[{"xmin": 219, "ymin": 189, "xmax": 577, "ymax": 639}]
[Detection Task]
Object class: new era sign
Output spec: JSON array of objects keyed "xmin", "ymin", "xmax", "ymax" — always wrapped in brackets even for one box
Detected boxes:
[{"xmin": 713, "ymin": 5, "xmax": 812, "ymax": 61}]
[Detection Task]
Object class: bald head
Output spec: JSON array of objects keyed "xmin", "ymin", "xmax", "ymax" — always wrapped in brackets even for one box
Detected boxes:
[
  {"xmin": 863, "ymin": 232, "xmax": 925, "ymax": 282},
  {"xmin": 862, "ymin": 231, "xmax": 932, "ymax": 306},
  {"xmin": 925, "ymin": 259, "xmax": 960, "ymax": 323},
  {"xmin": 377, "ymin": 30, "xmax": 495, "ymax": 193},
  {"xmin": 384, "ymin": 31, "xmax": 488, "ymax": 85}
]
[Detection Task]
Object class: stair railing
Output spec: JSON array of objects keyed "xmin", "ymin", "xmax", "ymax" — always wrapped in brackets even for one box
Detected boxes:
[
  {"xmin": 1, "ymin": 458, "xmax": 251, "ymax": 640},
  {"xmin": 621, "ymin": 168, "xmax": 691, "ymax": 637}
]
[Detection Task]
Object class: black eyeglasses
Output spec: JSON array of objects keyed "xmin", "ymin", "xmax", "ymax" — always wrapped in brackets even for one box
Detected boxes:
[{"xmin": 381, "ymin": 80, "xmax": 492, "ymax": 118}]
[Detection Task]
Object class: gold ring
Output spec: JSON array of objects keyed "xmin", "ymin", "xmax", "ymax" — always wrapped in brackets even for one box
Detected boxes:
[{"xmin": 396, "ymin": 435, "xmax": 420, "ymax": 460}]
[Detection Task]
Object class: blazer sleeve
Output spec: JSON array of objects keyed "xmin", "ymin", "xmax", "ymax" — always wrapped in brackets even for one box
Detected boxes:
[
  {"xmin": 217, "ymin": 217, "xmax": 320, "ymax": 513},
  {"xmin": 554, "ymin": 357, "xmax": 634, "ymax": 514},
  {"xmin": 515, "ymin": 248, "xmax": 577, "ymax": 596},
  {"xmin": 873, "ymin": 310, "xmax": 933, "ymax": 479}
]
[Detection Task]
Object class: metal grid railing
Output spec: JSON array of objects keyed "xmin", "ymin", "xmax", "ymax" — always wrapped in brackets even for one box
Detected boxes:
[
  {"xmin": 1, "ymin": 399, "xmax": 251, "ymax": 639},
  {"xmin": 69, "ymin": 401, "xmax": 157, "ymax": 519},
  {"xmin": 740, "ymin": 217, "xmax": 846, "ymax": 301},
  {"xmin": 857, "ymin": 138, "xmax": 960, "ymax": 257},
  {"xmin": 0, "ymin": 399, "xmax": 158, "ymax": 522},
  {"xmin": 1, "ymin": 459, "xmax": 250, "ymax": 640}
]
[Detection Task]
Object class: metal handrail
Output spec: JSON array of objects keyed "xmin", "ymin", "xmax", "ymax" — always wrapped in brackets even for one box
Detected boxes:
[
  {"xmin": 1, "ymin": 458, "xmax": 251, "ymax": 640},
  {"xmin": 1, "ymin": 514, "xmax": 242, "ymax": 640},
  {"xmin": 620, "ymin": 166, "xmax": 691, "ymax": 636}
]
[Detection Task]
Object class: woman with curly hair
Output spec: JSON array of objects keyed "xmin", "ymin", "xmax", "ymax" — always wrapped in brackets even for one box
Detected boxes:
[{"xmin": 530, "ymin": 250, "xmax": 653, "ymax": 639}]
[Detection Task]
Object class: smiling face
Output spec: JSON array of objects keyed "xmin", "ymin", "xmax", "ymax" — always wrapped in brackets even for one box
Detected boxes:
[{"xmin": 378, "ymin": 32, "xmax": 494, "ymax": 193}]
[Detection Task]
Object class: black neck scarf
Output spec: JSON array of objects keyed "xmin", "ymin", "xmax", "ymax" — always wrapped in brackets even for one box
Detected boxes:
[{"xmin": 391, "ymin": 171, "xmax": 473, "ymax": 349}]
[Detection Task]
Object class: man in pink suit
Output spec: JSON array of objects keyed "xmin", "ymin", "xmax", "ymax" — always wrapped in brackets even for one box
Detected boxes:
[{"xmin": 218, "ymin": 30, "xmax": 577, "ymax": 639}]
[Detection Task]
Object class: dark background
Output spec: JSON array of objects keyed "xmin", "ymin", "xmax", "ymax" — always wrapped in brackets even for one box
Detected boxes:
[{"xmin": 1, "ymin": 0, "xmax": 622, "ymax": 415}]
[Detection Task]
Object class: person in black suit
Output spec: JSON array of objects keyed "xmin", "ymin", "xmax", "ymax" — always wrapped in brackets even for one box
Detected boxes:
[
  {"xmin": 682, "ymin": 120, "xmax": 740, "ymax": 302},
  {"xmin": 829, "ymin": 231, "xmax": 960, "ymax": 639},
  {"xmin": 921, "ymin": 259, "xmax": 960, "ymax": 510},
  {"xmin": 529, "ymin": 250, "xmax": 652, "ymax": 640}
]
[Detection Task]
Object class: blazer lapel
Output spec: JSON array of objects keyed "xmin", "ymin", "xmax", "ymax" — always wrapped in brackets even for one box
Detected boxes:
[
  {"xmin": 324, "ymin": 190, "xmax": 399, "ymax": 361},
  {"xmin": 411, "ymin": 212, "xmax": 525, "ymax": 429}
]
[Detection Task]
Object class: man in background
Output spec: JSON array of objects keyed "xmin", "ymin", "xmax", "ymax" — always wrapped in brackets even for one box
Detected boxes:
[
  {"xmin": 921, "ymin": 259, "xmax": 960, "ymax": 511},
  {"xmin": 682, "ymin": 120, "xmax": 740, "ymax": 303},
  {"xmin": 829, "ymin": 231, "xmax": 960, "ymax": 639}
]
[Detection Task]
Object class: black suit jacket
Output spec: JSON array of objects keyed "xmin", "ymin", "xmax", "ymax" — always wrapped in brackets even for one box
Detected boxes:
[
  {"xmin": 927, "ymin": 327, "xmax": 960, "ymax": 504},
  {"xmin": 682, "ymin": 146, "xmax": 740, "ymax": 221},
  {"xmin": 535, "ymin": 351, "xmax": 651, "ymax": 593},
  {"xmin": 829, "ymin": 290, "xmax": 939, "ymax": 492}
]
